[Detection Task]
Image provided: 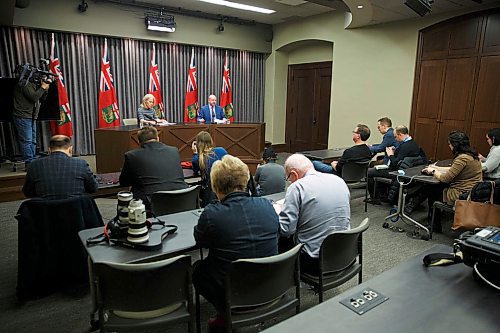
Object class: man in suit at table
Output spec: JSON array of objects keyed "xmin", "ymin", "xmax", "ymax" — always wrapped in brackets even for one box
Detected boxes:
[
  {"xmin": 197, "ymin": 94, "xmax": 228, "ymax": 124},
  {"xmin": 23, "ymin": 135, "xmax": 98, "ymax": 199},
  {"xmin": 119, "ymin": 126, "xmax": 188, "ymax": 210}
]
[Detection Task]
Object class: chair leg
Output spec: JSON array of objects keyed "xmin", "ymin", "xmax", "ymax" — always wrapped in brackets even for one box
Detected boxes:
[
  {"xmin": 195, "ymin": 291, "xmax": 201, "ymax": 333},
  {"xmin": 319, "ymin": 286, "xmax": 323, "ymax": 303},
  {"xmin": 364, "ymin": 183, "xmax": 368, "ymax": 212},
  {"xmin": 430, "ymin": 205, "xmax": 437, "ymax": 240}
]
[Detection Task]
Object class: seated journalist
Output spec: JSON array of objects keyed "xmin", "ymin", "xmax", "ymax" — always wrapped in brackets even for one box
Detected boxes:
[
  {"xmin": 254, "ymin": 147, "xmax": 286, "ymax": 196},
  {"xmin": 411, "ymin": 131, "xmax": 482, "ymax": 230},
  {"xmin": 369, "ymin": 117, "xmax": 398, "ymax": 164},
  {"xmin": 192, "ymin": 155, "xmax": 279, "ymax": 328},
  {"xmin": 312, "ymin": 124, "xmax": 372, "ymax": 178},
  {"xmin": 366, "ymin": 125, "xmax": 427, "ymax": 203},
  {"xmin": 478, "ymin": 128, "xmax": 500, "ymax": 180},
  {"xmin": 23, "ymin": 135, "xmax": 98, "ymax": 199},
  {"xmin": 278, "ymin": 153, "xmax": 350, "ymax": 275},
  {"xmin": 119, "ymin": 126, "xmax": 188, "ymax": 210}
]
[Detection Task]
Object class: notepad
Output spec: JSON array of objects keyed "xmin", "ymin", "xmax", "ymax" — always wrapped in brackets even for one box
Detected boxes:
[
  {"xmin": 273, "ymin": 199, "xmax": 284, "ymax": 215},
  {"xmin": 374, "ymin": 164, "xmax": 389, "ymax": 170}
]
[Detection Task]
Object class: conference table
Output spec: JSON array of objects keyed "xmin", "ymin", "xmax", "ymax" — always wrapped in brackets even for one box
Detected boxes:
[
  {"xmin": 79, "ymin": 191, "xmax": 285, "ymax": 324},
  {"xmin": 385, "ymin": 160, "xmax": 452, "ymax": 240},
  {"xmin": 299, "ymin": 148, "xmax": 346, "ymax": 162},
  {"xmin": 384, "ymin": 165, "xmax": 440, "ymax": 239},
  {"xmin": 263, "ymin": 244, "xmax": 498, "ymax": 333},
  {"xmin": 94, "ymin": 168, "xmax": 199, "ymax": 197}
]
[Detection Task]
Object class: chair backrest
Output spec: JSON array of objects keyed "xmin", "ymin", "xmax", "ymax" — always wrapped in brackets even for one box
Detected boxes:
[
  {"xmin": 342, "ymin": 161, "xmax": 370, "ymax": 183},
  {"xmin": 123, "ymin": 118, "xmax": 138, "ymax": 126},
  {"xmin": 225, "ymin": 244, "xmax": 302, "ymax": 308},
  {"xmin": 151, "ymin": 185, "xmax": 200, "ymax": 216},
  {"xmin": 94, "ymin": 255, "xmax": 192, "ymax": 313},
  {"xmin": 320, "ymin": 218, "xmax": 370, "ymax": 274},
  {"xmin": 15, "ymin": 196, "xmax": 104, "ymax": 299}
]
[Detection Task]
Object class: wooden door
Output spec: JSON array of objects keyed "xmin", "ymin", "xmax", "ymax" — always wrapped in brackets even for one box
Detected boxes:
[
  {"xmin": 470, "ymin": 55, "xmax": 500, "ymax": 155},
  {"xmin": 285, "ymin": 62, "xmax": 332, "ymax": 152},
  {"xmin": 413, "ymin": 58, "xmax": 476, "ymax": 161}
]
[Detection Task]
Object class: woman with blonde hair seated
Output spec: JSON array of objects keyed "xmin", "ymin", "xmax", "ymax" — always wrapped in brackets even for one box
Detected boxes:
[
  {"xmin": 192, "ymin": 155, "xmax": 279, "ymax": 329},
  {"xmin": 137, "ymin": 94, "xmax": 167, "ymax": 126},
  {"xmin": 191, "ymin": 131, "xmax": 227, "ymax": 206}
]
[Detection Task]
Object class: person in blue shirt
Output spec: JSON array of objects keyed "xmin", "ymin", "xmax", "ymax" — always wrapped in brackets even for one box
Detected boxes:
[
  {"xmin": 192, "ymin": 131, "xmax": 228, "ymax": 206},
  {"xmin": 369, "ymin": 117, "xmax": 398, "ymax": 163},
  {"xmin": 197, "ymin": 94, "xmax": 228, "ymax": 124}
]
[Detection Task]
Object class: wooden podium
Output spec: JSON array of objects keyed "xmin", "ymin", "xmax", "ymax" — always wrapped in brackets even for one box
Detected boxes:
[{"xmin": 95, "ymin": 123, "xmax": 265, "ymax": 174}]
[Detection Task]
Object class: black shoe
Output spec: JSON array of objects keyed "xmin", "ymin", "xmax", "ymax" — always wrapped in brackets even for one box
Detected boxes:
[{"xmin": 364, "ymin": 198, "xmax": 381, "ymax": 205}]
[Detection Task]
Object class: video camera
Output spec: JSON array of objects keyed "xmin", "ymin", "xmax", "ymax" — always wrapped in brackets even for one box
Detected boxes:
[{"xmin": 14, "ymin": 58, "xmax": 56, "ymax": 87}]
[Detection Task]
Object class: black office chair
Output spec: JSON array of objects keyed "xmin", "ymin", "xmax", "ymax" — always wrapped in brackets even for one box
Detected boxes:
[
  {"xmin": 151, "ymin": 185, "xmax": 200, "ymax": 216},
  {"xmin": 94, "ymin": 255, "xmax": 195, "ymax": 333},
  {"xmin": 301, "ymin": 218, "xmax": 370, "ymax": 303},
  {"xmin": 196, "ymin": 244, "xmax": 302, "ymax": 333},
  {"xmin": 342, "ymin": 160, "xmax": 371, "ymax": 212},
  {"xmin": 15, "ymin": 196, "xmax": 103, "ymax": 301}
]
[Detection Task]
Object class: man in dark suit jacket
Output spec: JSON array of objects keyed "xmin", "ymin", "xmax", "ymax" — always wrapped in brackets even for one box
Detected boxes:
[
  {"xmin": 367, "ymin": 125, "xmax": 427, "ymax": 201},
  {"xmin": 23, "ymin": 135, "xmax": 98, "ymax": 199},
  {"xmin": 197, "ymin": 94, "xmax": 228, "ymax": 124},
  {"xmin": 119, "ymin": 126, "xmax": 188, "ymax": 209}
]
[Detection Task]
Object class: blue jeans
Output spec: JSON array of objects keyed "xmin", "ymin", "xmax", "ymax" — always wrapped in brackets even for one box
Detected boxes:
[
  {"xmin": 312, "ymin": 160, "xmax": 334, "ymax": 174},
  {"xmin": 13, "ymin": 116, "xmax": 37, "ymax": 163}
]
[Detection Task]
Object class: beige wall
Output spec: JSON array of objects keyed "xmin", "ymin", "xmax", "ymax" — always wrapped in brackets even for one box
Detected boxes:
[
  {"xmin": 264, "ymin": 10, "xmax": 482, "ymax": 148},
  {"xmin": 11, "ymin": 0, "xmax": 487, "ymax": 148},
  {"xmin": 12, "ymin": 0, "xmax": 271, "ymax": 53}
]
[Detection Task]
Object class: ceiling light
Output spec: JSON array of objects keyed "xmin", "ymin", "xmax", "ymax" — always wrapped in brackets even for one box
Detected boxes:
[
  {"xmin": 357, "ymin": 5, "xmax": 364, "ymax": 9},
  {"xmin": 404, "ymin": 0, "xmax": 433, "ymax": 17},
  {"xmin": 145, "ymin": 15, "xmax": 176, "ymax": 32},
  {"xmin": 198, "ymin": 0, "xmax": 275, "ymax": 14}
]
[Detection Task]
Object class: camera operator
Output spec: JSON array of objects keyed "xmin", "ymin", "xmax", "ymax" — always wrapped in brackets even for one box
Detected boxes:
[{"xmin": 13, "ymin": 75, "xmax": 52, "ymax": 167}]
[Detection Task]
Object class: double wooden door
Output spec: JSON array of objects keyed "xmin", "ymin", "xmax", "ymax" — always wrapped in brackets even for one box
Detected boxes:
[
  {"xmin": 285, "ymin": 62, "xmax": 332, "ymax": 153},
  {"xmin": 411, "ymin": 10, "xmax": 500, "ymax": 161}
]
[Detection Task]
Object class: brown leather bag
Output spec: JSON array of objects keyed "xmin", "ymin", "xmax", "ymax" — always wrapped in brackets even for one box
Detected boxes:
[{"xmin": 453, "ymin": 182, "xmax": 500, "ymax": 230}]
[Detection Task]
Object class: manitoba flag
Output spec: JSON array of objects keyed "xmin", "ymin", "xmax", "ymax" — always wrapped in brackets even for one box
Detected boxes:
[
  {"xmin": 49, "ymin": 33, "xmax": 73, "ymax": 137},
  {"xmin": 148, "ymin": 43, "xmax": 165, "ymax": 119},
  {"xmin": 98, "ymin": 38, "xmax": 120, "ymax": 128},
  {"xmin": 183, "ymin": 48, "xmax": 198, "ymax": 123},
  {"xmin": 220, "ymin": 51, "xmax": 234, "ymax": 122}
]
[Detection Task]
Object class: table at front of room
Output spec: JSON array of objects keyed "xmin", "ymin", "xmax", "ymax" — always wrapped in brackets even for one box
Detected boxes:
[
  {"xmin": 263, "ymin": 244, "xmax": 499, "ymax": 333},
  {"xmin": 94, "ymin": 123, "xmax": 265, "ymax": 174}
]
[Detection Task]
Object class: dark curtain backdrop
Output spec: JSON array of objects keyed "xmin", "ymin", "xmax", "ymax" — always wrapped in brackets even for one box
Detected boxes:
[{"xmin": 0, "ymin": 26, "xmax": 265, "ymax": 156}]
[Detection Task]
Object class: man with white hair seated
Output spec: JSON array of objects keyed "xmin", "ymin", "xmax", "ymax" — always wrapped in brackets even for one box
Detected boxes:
[{"xmin": 278, "ymin": 153, "xmax": 351, "ymax": 275}]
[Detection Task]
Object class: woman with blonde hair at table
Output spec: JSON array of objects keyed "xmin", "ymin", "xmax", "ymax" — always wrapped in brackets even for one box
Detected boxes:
[{"xmin": 191, "ymin": 131, "xmax": 227, "ymax": 207}]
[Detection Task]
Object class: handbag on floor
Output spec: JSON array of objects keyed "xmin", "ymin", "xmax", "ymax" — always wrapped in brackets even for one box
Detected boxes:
[{"xmin": 453, "ymin": 181, "xmax": 500, "ymax": 230}]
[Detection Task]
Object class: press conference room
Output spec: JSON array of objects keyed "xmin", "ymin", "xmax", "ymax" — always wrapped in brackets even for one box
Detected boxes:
[{"xmin": 0, "ymin": 0, "xmax": 499, "ymax": 332}]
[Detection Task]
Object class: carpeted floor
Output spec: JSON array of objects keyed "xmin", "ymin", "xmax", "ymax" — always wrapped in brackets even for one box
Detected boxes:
[{"xmin": 0, "ymin": 154, "xmax": 460, "ymax": 332}]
